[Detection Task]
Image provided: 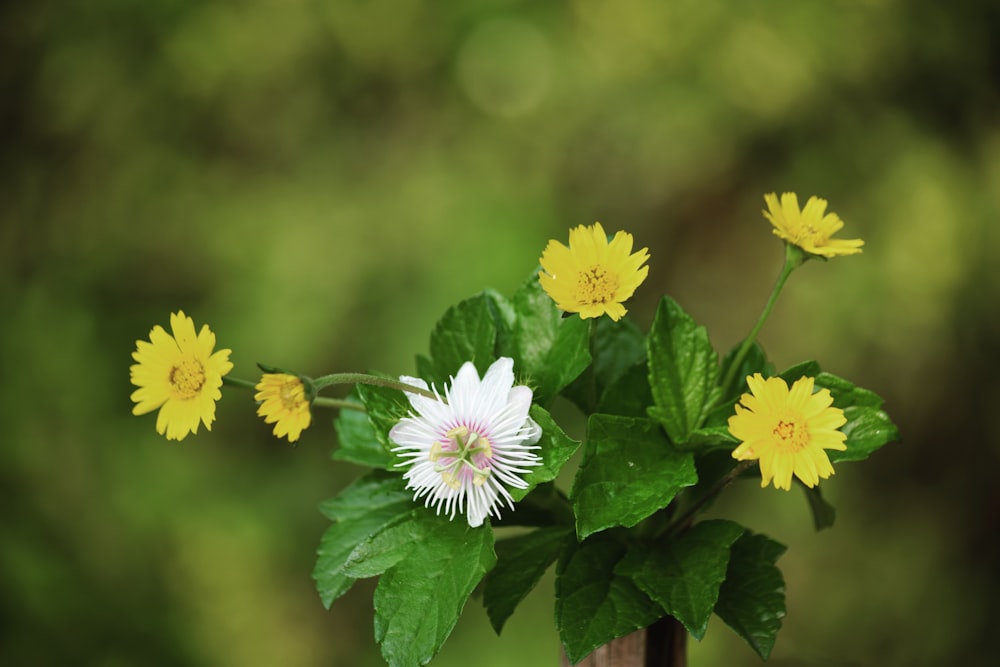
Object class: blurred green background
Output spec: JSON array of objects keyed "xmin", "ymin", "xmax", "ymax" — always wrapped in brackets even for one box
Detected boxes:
[{"xmin": 3, "ymin": 0, "xmax": 998, "ymax": 665}]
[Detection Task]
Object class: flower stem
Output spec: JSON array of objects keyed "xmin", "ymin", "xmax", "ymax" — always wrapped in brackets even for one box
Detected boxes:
[
  {"xmin": 718, "ymin": 243, "xmax": 804, "ymax": 397},
  {"xmin": 312, "ymin": 372, "xmax": 439, "ymax": 401},
  {"xmin": 313, "ymin": 397, "xmax": 366, "ymax": 412},
  {"xmin": 222, "ymin": 376, "xmax": 258, "ymax": 390}
]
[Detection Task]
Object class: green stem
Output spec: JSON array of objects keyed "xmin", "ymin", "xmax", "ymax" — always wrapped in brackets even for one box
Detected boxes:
[
  {"xmin": 313, "ymin": 397, "xmax": 366, "ymax": 412},
  {"xmin": 222, "ymin": 376, "xmax": 258, "ymax": 390},
  {"xmin": 664, "ymin": 460, "xmax": 755, "ymax": 537},
  {"xmin": 312, "ymin": 372, "xmax": 439, "ymax": 401},
  {"xmin": 718, "ymin": 243, "xmax": 804, "ymax": 397},
  {"xmin": 587, "ymin": 318, "xmax": 599, "ymax": 412}
]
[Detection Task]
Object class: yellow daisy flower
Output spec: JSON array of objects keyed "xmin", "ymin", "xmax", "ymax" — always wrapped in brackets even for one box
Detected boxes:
[
  {"xmin": 728, "ymin": 373, "xmax": 848, "ymax": 490},
  {"xmin": 538, "ymin": 222, "xmax": 650, "ymax": 321},
  {"xmin": 130, "ymin": 311, "xmax": 233, "ymax": 441},
  {"xmin": 255, "ymin": 373, "xmax": 312, "ymax": 443},
  {"xmin": 763, "ymin": 192, "xmax": 863, "ymax": 258}
]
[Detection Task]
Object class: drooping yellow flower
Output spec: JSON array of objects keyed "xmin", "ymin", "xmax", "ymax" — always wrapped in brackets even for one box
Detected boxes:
[
  {"xmin": 130, "ymin": 311, "xmax": 233, "ymax": 441},
  {"xmin": 728, "ymin": 373, "xmax": 847, "ymax": 490},
  {"xmin": 763, "ymin": 192, "xmax": 863, "ymax": 258},
  {"xmin": 255, "ymin": 373, "xmax": 312, "ymax": 443},
  {"xmin": 538, "ymin": 222, "xmax": 650, "ymax": 321}
]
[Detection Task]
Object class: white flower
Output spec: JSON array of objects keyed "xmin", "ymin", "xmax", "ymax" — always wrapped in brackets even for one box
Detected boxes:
[{"xmin": 389, "ymin": 357, "xmax": 543, "ymax": 527}]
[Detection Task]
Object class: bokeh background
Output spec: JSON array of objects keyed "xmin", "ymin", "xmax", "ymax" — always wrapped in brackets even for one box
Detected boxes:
[{"xmin": 3, "ymin": 0, "xmax": 999, "ymax": 665}]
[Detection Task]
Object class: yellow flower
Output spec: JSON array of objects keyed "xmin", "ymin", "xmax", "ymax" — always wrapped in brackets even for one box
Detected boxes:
[
  {"xmin": 728, "ymin": 373, "xmax": 847, "ymax": 490},
  {"xmin": 130, "ymin": 311, "xmax": 233, "ymax": 441},
  {"xmin": 255, "ymin": 373, "xmax": 312, "ymax": 443},
  {"xmin": 763, "ymin": 192, "xmax": 863, "ymax": 258},
  {"xmin": 538, "ymin": 222, "xmax": 650, "ymax": 321}
]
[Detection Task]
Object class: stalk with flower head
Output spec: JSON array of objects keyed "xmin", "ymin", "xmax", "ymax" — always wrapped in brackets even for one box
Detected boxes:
[{"xmin": 128, "ymin": 197, "xmax": 898, "ymax": 667}]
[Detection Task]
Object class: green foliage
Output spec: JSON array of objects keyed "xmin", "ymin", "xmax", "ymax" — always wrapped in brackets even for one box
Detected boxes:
[
  {"xmin": 555, "ymin": 536, "xmax": 664, "ymax": 665},
  {"xmin": 500, "ymin": 278, "xmax": 591, "ymax": 405},
  {"xmin": 311, "ymin": 262, "xmax": 900, "ymax": 665},
  {"xmin": 647, "ymin": 297, "xmax": 722, "ymax": 445},
  {"xmin": 427, "ymin": 292, "xmax": 499, "ymax": 382},
  {"xmin": 571, "ymin": 414, "xmax": 697, "ymax": 539},
  {"xmin": 373, "ymin": 515, "xmax": 496, "ymax": 667},
  {"xmin": 483, "ymin": 526, "xmax": 572, "ymax": 633},
  {"xmin": 332, "ymin": 388, "xmax": 395, "ymax": 468},
  {"xmin": 314, "ymin": 473, "xmax": 415, "ymax": 607},
  {"xmin": 616, "ymin": 520, "xmax": 745, "ymax": 640},
  {"xmin": 714, "ymin": 532, "xmax": 788, "ymax": 660},
  {"xmin": 510, "ymin": 405, "xmax": 580, "ymax": 502}
]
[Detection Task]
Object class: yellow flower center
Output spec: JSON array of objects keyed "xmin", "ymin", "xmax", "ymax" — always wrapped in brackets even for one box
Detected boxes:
[
  {"xmin": 430, "ymin": 425, "xmax": 493, "ymax": 489},
  {"xmin": 279, "ymin": 380, "xmax": 302, "ymax": 409},
  {"xmin": 576, "ymin": 264, "xmax": 619, "ymax": 306},
  {"xmin": 772, "ymin": 417, "xmax": 809, "ymax": 452},
  {"xmin": 169, "ymin": 359, "xmax": 206, "ymax": 400}
]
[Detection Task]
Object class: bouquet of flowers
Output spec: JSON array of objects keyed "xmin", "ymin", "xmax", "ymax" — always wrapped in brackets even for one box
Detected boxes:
[{"xmin": 129, "ymin": 193, "xmax": 898, "ymax": 666}]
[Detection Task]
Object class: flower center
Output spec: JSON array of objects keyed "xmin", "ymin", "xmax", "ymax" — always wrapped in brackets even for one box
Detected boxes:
[
  {"xmin": 279, "ymin": 380, "xmax": 302, "ymax": 410},
  {"xmin": 169, "ymin": 359, "xmax": 206, "ymax": 400},
  {"xmin": 576, "ymin": 264, "xmax": 619, "ymax": 306},
  {"xmin": 772, "ymin": 417, "xmax": 809, "ymax": 452},
  {"xmin": 794, "ymin": 224, "xmax": 824, "ymax": 246},
  {"xmin": 430, "ymin": 425, "xmax": 493, "ymax": 490}
]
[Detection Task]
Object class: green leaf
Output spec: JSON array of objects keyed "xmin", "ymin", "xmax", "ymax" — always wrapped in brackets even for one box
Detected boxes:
[
  {"xmin": 647, "ymin": 297, "xmax": 721, "ymax": 444},
  {"xmin": 571, "ymin": 415, "xmax": 697, "ymax": 540},
  {"xmin": 313, "ymin": 474, "xmax": 415, "ymax": 607},
  {"xmin": 340, "ymin": 510, "xmax": 423, "ymax": 578},
  {"xmin": 355, "ymin": 382, "xmax": 413, "ymax": 459},
  {"xmin": 776, "ymin": 366, "xmax": 900, "ymax": 463},
  {"xmin": 616, "ymin": 520, "xmax": 745, "ymax": 640},
  {"xmin": 556, "ymin": 536, "xmax": 663, "ymax": 665},
  {"xmin": 374, "ymin": 515, "xmax": 496, "ymax": 667},
  {"xmin": 510, "ymin": 404, "xmax": 581, "ymax": 502},
  {"xmin": 332, "ymin": 389, "xmax": 394, "ymax": 468},
  {"xmin": 596, "ymin": 361, "xmax": 652, "ymax": 418},
  {"xmin": 483, "ymin": 526, "xmax": 572, "ymax": 633},
  {"xmin": 428, "ymin": 292, "xmax": 498, "ymax": 382},
  {"xmin": 562, "ymin": 317, "xmax": 648, "ymax": 414},
  {"xmin": 684, "ymin": 424, "xmax": 739, "ymax": 449},
  {"xmin": 801, "ymin": 484, "xmax": 836, "ymax": 531},
  {"xmin": 715, "ymin": 531, "xmax": 786, "ymax": 660},
  {"xmin": 501, "ymin": 277, "xmax": 591, "ymax": 405}
]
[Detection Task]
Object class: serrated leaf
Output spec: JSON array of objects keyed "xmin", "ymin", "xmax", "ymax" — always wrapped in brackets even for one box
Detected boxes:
[
  {"xmin": 647, "ymin": 297, "xmax": 721, "ymax": 444},
  {"xmin": 556, "ymin": 537, "xmax": 663, "ymax": 665},
  {"xmin": 332, "ymin": 388, "xmax": 394, "ymax": 468},
  {"xmin": 501, "ymin": 277, "xmax": 590, "ymax": 405},
  {"xmin": 428, "ymin": 292, "xmax": 498, "ymax": 383},
  {"xmin": 483, "ymin": 526, "xmax": 571, "ymax": 633},
  {"xmin": 313, "ymin": 474, "xmax": 415, "ymax": 607},
  {"xmin": 616, "ymin": 519, "xmax": 745, "ymax": 640},
  {"xmin": 510, "ymin": 405, "xmax": 581, "ymax": 502},
  {"xmin": 571, "ymin": 415, "xmax": 697, "ymax": 540},
  {"xmin": 374, "ymin": 515, "xmax": 496, "ymax": 667},
  {"xmin": 341, "ymin": 510, "xmax": 423, "ymax": 578},
  {"xmin": 802, "ymin": 484, "xmax": 836, "ymax": 531},
  {"xmin": 356, "ymin": 382, "xmax": 413, "ymax": 458},
  {"xmin": 715, "ymin": 531, "xmax": 786, "ymax": 660}
]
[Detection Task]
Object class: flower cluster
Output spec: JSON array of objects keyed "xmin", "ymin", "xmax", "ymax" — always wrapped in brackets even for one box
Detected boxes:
[{"xmin": 130, "ymin": 192, "xmax": 865, "ymax": 519}]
